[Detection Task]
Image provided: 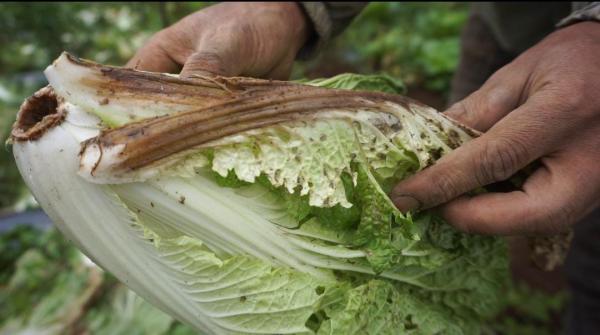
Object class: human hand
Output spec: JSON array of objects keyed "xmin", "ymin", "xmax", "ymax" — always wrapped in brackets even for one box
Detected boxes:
[
  {"xmin": 391, "ymin": 22, "xmax": 600, "ymax": 235},
  {"xmin": 126, "ymin": 2, "xmax": 309, "ymax": 79}
]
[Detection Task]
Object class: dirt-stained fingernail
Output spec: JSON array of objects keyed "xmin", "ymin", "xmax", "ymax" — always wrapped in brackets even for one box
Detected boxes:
[
  {"xmin": 180, "ymin": 70, "xmax": 220, "ymax": 79},
  {"xmin": 391, "ymin": 194, "xmax": 422, "ymax": 213}
]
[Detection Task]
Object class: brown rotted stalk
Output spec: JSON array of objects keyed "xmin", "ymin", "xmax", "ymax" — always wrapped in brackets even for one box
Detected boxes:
[{"xmin": 83, "ymin": 88, "xmax": 407, "ymax": 174}]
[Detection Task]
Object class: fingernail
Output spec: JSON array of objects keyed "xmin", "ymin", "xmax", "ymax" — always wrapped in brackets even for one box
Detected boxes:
[
  {"xmin": 391, "ymin": 194, "xmax": 422, "ymax": 213},
  {"xmin": 181, "ymin": 70, "xmax": 218, "ymax": 79}
]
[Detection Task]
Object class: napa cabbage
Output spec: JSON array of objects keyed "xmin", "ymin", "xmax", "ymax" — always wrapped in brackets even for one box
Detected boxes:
[{"xmin": 10, "ymin": 53, "xmax": 508, "ymax": 335}]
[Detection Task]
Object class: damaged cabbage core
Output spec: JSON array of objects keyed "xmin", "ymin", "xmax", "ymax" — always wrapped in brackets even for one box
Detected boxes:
[{"xmin": 11, "ymin": 86, "xmax": 64, "ymax": 141}]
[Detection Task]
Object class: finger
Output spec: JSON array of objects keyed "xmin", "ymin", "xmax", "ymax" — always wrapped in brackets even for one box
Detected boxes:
[
  {"xmin": 390, "ymin": 93, "xmax": 578, "ymax": 213},
  {"xmin": 180, "ymin": 50, "xmax": 241, "ymax": 78},
  {"xmin": 180, "ymin": 27, "xmax": 248, "ymax": 78},
  {"xmin": 126, "ymin": 31, "xmax": 181, "ymax": 73},
  {"xmin": 440, "ymin": 151, "xmax": 600, "ymax": 235},
  {"xmin": 263, "ymin": 54, "xmax": 295, "ymax": 80},
  {"xmin": 443, "ymin": 65, "xmax": 527, "ymax": 131}
]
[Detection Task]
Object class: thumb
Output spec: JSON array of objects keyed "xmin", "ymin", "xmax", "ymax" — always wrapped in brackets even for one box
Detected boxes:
[{"xmin": 126, "ymin": 31, "xmax": 181, "ymax": 73}]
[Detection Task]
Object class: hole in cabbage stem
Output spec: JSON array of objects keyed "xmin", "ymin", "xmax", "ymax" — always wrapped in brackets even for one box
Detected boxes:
[
  {"xmin": 11, "ymin": 86, "xmax": 64, "ymax": 141},
  {"xmin": 19, "ymin": 92, "xmax": 57, "ymax": 129}
]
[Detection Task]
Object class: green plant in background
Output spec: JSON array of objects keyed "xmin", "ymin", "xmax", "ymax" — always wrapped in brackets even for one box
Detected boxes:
[
  {"xmin": 0, "ymin": 3, "xmax": 212, "ymax": 73},
  {"xmin": 298, "ymin": 2, "xmax": 468, "ymax": 93}
]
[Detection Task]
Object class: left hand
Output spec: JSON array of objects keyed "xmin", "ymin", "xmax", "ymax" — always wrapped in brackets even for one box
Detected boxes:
[
  {"xmin": 390, "ymin": 22, "xmax": 600, "ymax": 235},
  {"xmin": 125, "ymin": 2, "xmax": 309, "ymax": 79}
]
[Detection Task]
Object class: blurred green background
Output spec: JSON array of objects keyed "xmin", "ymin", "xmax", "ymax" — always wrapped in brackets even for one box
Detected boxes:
[{"xmin": 0, "ymin": 2, "xmax": 566, "ymax": 334}]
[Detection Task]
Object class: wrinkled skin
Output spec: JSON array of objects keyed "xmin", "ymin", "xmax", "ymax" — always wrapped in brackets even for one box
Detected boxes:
[
  {"xmin": 129, "ymin": 2, "xmax": 600, "ymax": 236},
  {"xmin": 126, "ymin": 2, "xmax": 308, "ymax": 79},
  {"xmin": 391, "ymin": 22, "xmax": 600, "ymax": 235}
]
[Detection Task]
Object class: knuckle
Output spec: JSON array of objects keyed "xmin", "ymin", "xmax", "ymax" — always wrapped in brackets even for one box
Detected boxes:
[
  {"xmin": 223, "ymin": 21, "xmax": 259, "ymax": 52},
  {"xmin": 569, "ymin": 89, "xmax": 598, "ymax": 121},
  {"xmin": 485, "ymin": 87, "xmax": 515, "ymax": 114},
  {"xmin": 475, "ymin": 138, "xmax": 529, "ymax": 185},
  {"xmin": 486, "ymin": 63, "xmax": 514, "ymax": 82},
  {"xmin": 160, "ymin": 26, "xmax": 188, "ymax": 49},
  {"xmin": 428, "ymin": 171, "xmax": 463, "ymax": 206},
  {"xmin": 544, "ymin": 78, "xmax": 597, "ymax": 120},
  {"xmin": 146, "ymin": 29, "xmax": 171, "ymax": 52},
  {"xmin": 445, "ymin": 101, "xmax": 468, "ymax": 118},
  {"xmin": 558, "ymin": 83, "xmax": 586, "ymax": 109}
]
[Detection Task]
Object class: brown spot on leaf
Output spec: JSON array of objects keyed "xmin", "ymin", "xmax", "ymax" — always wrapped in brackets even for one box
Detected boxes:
[{"xmin": 447, "ymin": 129, "xmax": 461, "ymax": 149}]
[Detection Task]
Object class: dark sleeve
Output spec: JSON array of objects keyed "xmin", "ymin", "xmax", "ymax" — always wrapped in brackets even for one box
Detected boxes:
[
  {"xmin": 557, "ymin": 2, "xmax": 600, "ymax": 27},
  {"xmin": 297, "ymin": 2, "xmax": 369, "ymax": 59}
]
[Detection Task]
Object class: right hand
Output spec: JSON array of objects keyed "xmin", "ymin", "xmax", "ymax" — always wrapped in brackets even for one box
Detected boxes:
[
  {"xmin": 390, "ymin": 22, "xmax": 600, "ymax": 235},
  {"xmin": 126, "ymin": 2, "xmax": 310, "ymax": 79}
]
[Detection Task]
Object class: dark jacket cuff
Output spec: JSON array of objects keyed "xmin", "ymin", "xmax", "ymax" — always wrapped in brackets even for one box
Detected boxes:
[
  {"xmin": 297, "ymin": 2, "xmax": 368, "ymax": 60},
  {"xmin": 556, "ymin": 2, "xmax": 600, "ymax": 27}
]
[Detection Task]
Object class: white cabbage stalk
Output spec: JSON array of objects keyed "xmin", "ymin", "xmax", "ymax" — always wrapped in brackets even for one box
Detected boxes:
[{"xmin": 10, "ymin": 53, "xmax": 507, "ymax": 335}]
